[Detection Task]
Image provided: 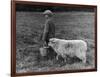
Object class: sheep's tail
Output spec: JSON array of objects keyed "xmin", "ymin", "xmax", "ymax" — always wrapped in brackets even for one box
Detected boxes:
[{"xmin": 78, "ymin": 37, "xmax": 94, "ymax": 52}]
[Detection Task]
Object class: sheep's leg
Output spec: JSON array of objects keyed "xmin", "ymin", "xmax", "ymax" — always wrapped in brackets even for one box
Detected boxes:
[
  {"xmin": 56, "ymin": 54, "xmax": 59, "ymax": 60},
  {"xmin": 61, "ymin": 54, "xmax": 66, "ymax": 62},
  {"xmin": 82, "ymin": 57, "xmax": 86, "ymax": 63},
  {"xmin": 76, "ymin": 51, "xmax": 86, "ymax": 64},
  {"xmin": 78, "ymin": 55, "xmax": 86, "ymax": 64}
]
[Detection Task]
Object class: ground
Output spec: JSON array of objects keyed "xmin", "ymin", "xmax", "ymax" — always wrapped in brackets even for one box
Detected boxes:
[{"xmin": 16, "ymin": 11, "xmax": 95, "ymax": 73}]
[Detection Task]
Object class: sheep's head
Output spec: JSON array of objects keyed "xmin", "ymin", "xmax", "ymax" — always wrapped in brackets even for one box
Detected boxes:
[{"xmin": 48, "ymin": 38, "xmax": 59, "ymax": 49}]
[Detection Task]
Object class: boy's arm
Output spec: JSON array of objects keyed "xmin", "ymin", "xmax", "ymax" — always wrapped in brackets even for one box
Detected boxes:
[{"xmin": 42, "ymin": 22, "xmax": 49, "ymax": 41}]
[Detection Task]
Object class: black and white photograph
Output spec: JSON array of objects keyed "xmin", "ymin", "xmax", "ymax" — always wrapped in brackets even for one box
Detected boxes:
[{"xmin": 14, "ymin": 2, "xmax": 97, "ymax": 74}]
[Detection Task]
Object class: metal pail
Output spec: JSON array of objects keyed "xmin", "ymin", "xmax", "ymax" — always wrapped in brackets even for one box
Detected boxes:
[{"xmin": 39, "ymin": 47, "xmax": 48, "ymax": 56}]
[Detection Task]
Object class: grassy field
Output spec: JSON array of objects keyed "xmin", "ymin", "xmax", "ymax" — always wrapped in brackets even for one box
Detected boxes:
[{"xmin": 16, "ymin": 11, "xmax": 95, "ymax": 73}]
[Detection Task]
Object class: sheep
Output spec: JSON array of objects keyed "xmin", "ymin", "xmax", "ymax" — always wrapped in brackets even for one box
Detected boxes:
[{"xmin": 48, "ymin": 38, "xmax": 87, "ymax": 63}]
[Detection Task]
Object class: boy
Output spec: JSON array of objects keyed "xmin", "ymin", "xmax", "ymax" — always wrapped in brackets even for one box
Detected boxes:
[
  {"xmin": 39, "ymin": 10, "xmax": 56, "ymax": 59},
  {"xmin": 42, "ymin": 10, "xmax": 55, "ymax": 47}
]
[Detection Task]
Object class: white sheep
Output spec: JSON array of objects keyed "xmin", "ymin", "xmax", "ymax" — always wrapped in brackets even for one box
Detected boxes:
[{"xmin": 48, "ymin": 38, "xmax": 87, "ymax": 63}]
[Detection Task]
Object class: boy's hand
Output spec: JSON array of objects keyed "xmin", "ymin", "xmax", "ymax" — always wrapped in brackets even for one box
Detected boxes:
[{"xmin": 44, "ymin": 41, "xmax": 47, "ymax": 46}]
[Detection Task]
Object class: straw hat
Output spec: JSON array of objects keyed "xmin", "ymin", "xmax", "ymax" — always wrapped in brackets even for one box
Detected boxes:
[{"xmin": 43, "ymin": 10, "xmax": 53, "ymax": 16}]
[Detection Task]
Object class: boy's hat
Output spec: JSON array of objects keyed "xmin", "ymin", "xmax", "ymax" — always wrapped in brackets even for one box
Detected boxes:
[{"xmin": 43, "ymin": 10, "xmax": 53, "ymax": 16}]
